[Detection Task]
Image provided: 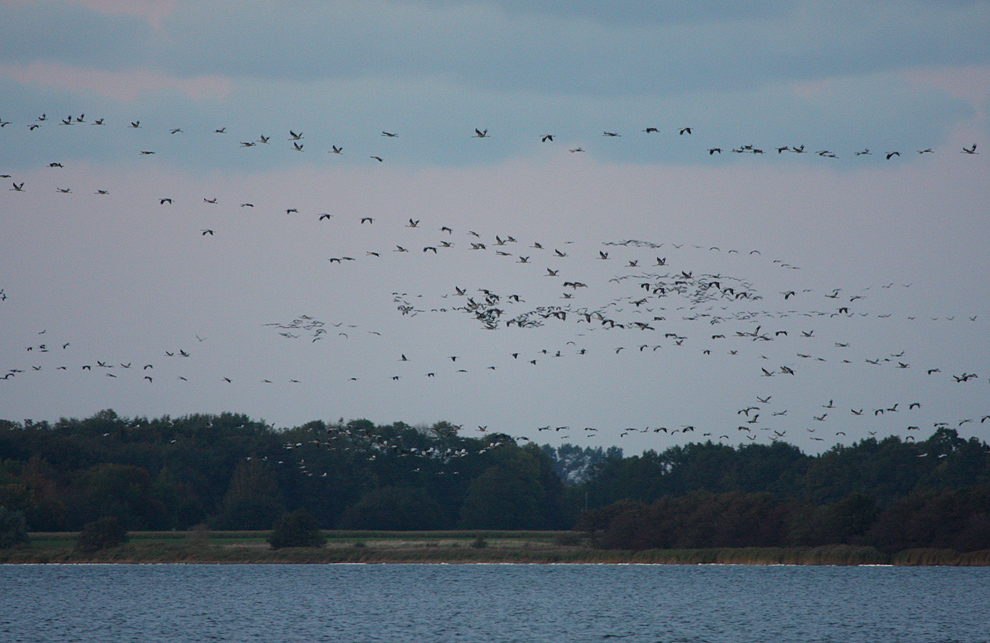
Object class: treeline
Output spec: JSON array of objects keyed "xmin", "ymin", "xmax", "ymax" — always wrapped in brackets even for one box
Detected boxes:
[
  {"xmin": 1, "ymin": 410, "xmax": 989, "ymax": 553},
  {"xmin": 581, "ymin": 432, "xmax": 990, "ymax": 552},
  {"xmin": 0, "ymin": 410, "xmax": 572, "ymax": 532}
]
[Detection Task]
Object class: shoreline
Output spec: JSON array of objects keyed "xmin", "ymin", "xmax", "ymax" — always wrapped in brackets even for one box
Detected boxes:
[{"xmin": 3, "ymin": 531, "xmax": 989, "ymax": 566}]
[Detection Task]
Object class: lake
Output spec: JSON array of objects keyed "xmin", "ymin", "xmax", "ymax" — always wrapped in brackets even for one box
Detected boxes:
[{"xmin": 1, "ymin": 564, "xmax": 987, "ymax": 642}]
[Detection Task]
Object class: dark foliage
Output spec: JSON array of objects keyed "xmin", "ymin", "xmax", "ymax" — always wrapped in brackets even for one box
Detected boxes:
[
  {"xmin": 579, "ymin": 485, "xmax": 990, "ymax": 552},
  {"xmin": 268, "ymin": 510, "xmax": 326, "ymax": 549},
  {"xmin": 337, "ymin": 486, "xmax": 447, "ymax": 530},
  {"xmin": 75, "ymin": 516, "xmax": 128, "ymax": 552},
  {"xmin": 0, "ymin": 506, "xmax": 30, "ymax": 548},
  {"xmin": 2, "ymin": 411, "xmax": 989, "ymax": 552}
]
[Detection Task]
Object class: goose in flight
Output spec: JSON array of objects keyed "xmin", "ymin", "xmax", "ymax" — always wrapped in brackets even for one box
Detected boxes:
[
  {"xmin": 541, "ymin": 134, "xmax": 554, "ymax": 142},
  {"xmin": 679, "ymin": 127, "xmax": 692, "ymax": 135},
  {"xmin": 370, "ymin": 155, "xmax": 383, "ymax": 162},
  {"xmin": 292, "ymin": 142, "xmax": 304, "ymax": 151},
  {"xmin": 289, "ymin": 130, "xmax": 303, "ymax": 140},
  {"xmin": 10, "ymin": 182, "xmax": 24, "ymax": 191},
  {"xmin": 472, "ymin": 128, "xmax": 489, "ymax": 138},
  {"xmin": 330, "ymin": 145, "xmax": 343, "ymax": 154},
  {"xmin": 962, "ymin": 144, "xmax": 978, "ymax": 154},
  {"xmin": 381, "ymin": 131, "xmax": 397, "ymax": 137}
]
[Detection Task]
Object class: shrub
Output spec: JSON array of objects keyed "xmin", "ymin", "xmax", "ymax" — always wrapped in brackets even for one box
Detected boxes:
[
  {"xmin": 0, "ymin": 506, "xmax": 30, "ymax": 549},
  {"xmin": 268, "ymin": 510, "xmax": 326, "ymax": 549},
  {"xmin": 75, "ymin": 516, "xmax": 128, "ymax": 552}
]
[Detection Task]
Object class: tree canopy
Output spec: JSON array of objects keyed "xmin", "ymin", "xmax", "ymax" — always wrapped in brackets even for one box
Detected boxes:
[{"xmin": 1, "ymin": 411, "xmax": 988, "ymax": 552}]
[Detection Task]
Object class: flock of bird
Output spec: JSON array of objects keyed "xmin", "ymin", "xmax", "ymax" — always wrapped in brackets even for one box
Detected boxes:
[
  {"xmin": 1, "ymin": 109, "xmax": 988, "ymax": 453},
  {"xmin": 0, "ymin": 111, "xmax": 981, "ymax": 177}
]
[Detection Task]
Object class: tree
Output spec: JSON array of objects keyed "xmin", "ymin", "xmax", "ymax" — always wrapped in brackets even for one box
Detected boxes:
[
  {"xmin": 212, "ymin": 458, "xmax": 284, "ymax": 530},
  {"xmin": 459, "ymin": 447, "xmax": 547, "ymax": 529},
  {"xmin": 268, "ymin": 510, "xmax": 325, "ymax": 549},
  {"xmin": 337, "ymin": 486, "xmax": 446, "ymax": 530},
  {"xmin": 73, "ymin": 463, "xmax": 163, "ymax": 529},
  {"xmin": 75, "ymin": 516, "xmax": 128, "ymax": 552},
  {"xmin": 0, "ymin": 506, "xmax": 30, "ymax": 548}
]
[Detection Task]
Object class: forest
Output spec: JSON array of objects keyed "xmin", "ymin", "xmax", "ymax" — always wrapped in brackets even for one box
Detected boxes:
[{"xmin": 1, "ymin": 410, "xmax": 989, "ymax": 553}]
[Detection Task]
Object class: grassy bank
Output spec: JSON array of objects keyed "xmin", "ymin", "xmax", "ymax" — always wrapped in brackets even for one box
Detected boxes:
[{"xmin": 3, "ymin": 531, "xmax": 989, "ymax": 565}]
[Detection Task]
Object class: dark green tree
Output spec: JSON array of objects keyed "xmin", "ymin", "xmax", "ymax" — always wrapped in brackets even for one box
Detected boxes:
[
  {"xmin": 212, "ymin": 458, "xmax": 284, "ymax": 529},
  {"xmin": 337, "ymin": 486, "xmax": 446, "ymax": 530},
  {"xmin": 72, "ymin": 463, "xmax": 164, "ymax": 529},
  {"xmin": 459, "ymin": 446, "xmax": 547, "ymax": 529},
  {"xmin": 268, "ymin": 510, "xmax": 325, "ymax": 549},
  {"xmin": 0, "ymin": 506, "xmax": 30, "ymax": 548},
  {"xmin": 75, "ymin": 516, "xmax": 128, "ymax": 552}
]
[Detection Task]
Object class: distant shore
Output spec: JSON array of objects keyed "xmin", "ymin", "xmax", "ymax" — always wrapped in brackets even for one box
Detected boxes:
[{"xmin": 3, "ymin": 531, "xmax": 989, "ymax": 565}]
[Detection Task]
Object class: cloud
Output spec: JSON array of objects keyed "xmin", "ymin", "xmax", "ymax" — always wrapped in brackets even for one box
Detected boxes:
[
  {"xmin": 1, "ymin": 0, "xmax": 177, "ymax": 28},
  {"xmin": 5, "ymin": 1, "xmax": 989, "ymax": 102},
  {"xmin": 0, "ymin": 61, "xmax": 232, "ymax": 101},
  {"xmin": 147, "ymin": 0, "xmax": 990, "ymax": 97}
]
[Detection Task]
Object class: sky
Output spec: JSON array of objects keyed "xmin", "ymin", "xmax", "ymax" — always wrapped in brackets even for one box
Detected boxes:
[{"xmin": 1, "ymin": 0, "xmax": 989, "ymax": 455}]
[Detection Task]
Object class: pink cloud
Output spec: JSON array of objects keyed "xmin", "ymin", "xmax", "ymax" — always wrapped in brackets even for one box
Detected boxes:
[
  {"xmin": 1, "ymin": 0, "xmax": 178, "ymax": 28},
  {"xmin": 0, "ymin": 62, "xmax": 232, "ymax": 101},
  {"xmin": 790, "ymin": 78, "xmax": 832, "ymax": 99},
  {"xmin": 902, "ymin": 64, "xmax": 990, "ymax": 114},
  {"xmin": 902, "ymin": 64, "xmax": 990, "ymax": 145}
]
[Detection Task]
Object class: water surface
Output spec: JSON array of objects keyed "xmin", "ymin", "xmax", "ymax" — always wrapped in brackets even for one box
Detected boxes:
[{"xmin": 1, "ymin": 564, "xmax": 987, "ymax": 642}]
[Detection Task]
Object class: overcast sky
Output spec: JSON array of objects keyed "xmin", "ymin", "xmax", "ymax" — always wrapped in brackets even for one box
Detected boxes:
[{"xmin": 1, "ymin": 0, "xmax": 988, "ymax": 454}]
